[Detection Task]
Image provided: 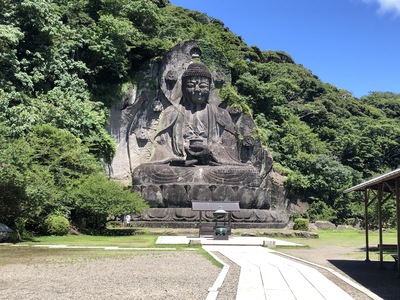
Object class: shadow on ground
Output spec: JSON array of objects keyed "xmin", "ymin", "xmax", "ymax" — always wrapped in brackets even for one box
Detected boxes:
[{"xmin": 329, "ymin": 259, "xmax": 400, "ymax": 300}]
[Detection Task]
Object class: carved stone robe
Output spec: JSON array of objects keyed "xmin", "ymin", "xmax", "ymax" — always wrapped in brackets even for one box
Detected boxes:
[{"xmin": 150, "ymin": 98, "xmax": 241, "ymax": 165}]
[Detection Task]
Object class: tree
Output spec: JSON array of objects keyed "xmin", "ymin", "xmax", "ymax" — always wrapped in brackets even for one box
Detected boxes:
[
  {"xmin": 0, "ymin": 124, "xmax": 147, "ymax": 234},
  {"xmin": 0, "ymin": 124, "xmax": 100, "ymax": 230},
  {"xmin": 68, "ymin": 173, "xmax": 148, "ymax": 230},
  {"xmin": 361, "ymin": 92, "xmax": 400, "ymax": 119},
  {"xmin": 0, "ymin": 0, "xmax": 116, "ymax": 162}
]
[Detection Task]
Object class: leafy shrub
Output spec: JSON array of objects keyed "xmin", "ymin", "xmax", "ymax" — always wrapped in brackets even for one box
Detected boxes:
[
  {"xmin": 291, "ymin": 211, "xmax": 309, "ymax": 220},
  {"xmin": 293, "ymin": 218, "xmax": 309, "ymax": 231},
  {"xmin": 14, "ymin": 217, "xmax": 27, "ymax": 240},
  {"xmin": 307, "ymin": 200, "xmax": 336, "ymax": 222},
  {"xmin": 43, "ymin": 215, "xmax": 70, "ymax": 236},
  {"xmin": 70, "ymin": 173, "xmax": 148, "ymax": 230}
]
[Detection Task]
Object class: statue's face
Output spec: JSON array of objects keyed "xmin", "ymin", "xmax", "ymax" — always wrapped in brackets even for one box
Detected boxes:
[{"xmin": 182, "ymin": 76, "xmax": 210, "ymax": 104}]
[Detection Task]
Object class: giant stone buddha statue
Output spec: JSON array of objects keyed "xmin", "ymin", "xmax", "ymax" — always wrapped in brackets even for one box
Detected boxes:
[
  {"xmin": 109, "ymin": 41, "xmax": 287, "ymax": 225},
  {"xmin": 133, "ymin": 62, "xmax": 261, "ymax": 190}
]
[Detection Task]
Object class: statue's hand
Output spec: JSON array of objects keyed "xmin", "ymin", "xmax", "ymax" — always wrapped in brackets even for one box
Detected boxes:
[
  {"xmin": 187, "ymin": 144, "xmax": 211, "ymax": 158},
  {"xmin": 170, "ymin": 159, "xmax": 198, "ymax": 167}
]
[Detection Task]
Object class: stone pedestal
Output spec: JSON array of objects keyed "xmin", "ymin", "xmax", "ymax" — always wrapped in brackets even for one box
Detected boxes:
[{"xmin": 134, "ymin": 183, "xmax": 271, "ymax": 210}]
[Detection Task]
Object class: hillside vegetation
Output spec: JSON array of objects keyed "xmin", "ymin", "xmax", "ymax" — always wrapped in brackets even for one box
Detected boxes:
[{"xmin": 1, "ymin": 0, "xmax": 399, "ymax": 233}]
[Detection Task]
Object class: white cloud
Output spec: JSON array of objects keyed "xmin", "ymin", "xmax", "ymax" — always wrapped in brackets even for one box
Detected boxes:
[{"xmin": 362, "ymin": 0, "xmax": 400, "ymax": 15}]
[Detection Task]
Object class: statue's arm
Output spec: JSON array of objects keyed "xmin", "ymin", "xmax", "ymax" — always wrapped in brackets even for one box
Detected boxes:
[
  {"xmin": 154, "ymin": 107, "xmax": 178, "ymax": 139},
  {"xmin": 215, "ymin": 107, "xmax": 237, "ymax": 137},
  {"xmin": 209, "ymin": 107, "xmax": 242, "ymax": 165},
  {"xmin": 150, "ymin": 106, "xmax": 184, "ymax": 162}
]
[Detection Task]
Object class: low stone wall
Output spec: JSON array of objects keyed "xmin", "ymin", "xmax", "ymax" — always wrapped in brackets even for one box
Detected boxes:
[
  {"xmin": 241, "ymin": 231, "xmax": 319, "ymax": 239},
  {"xmin": 131, "ymin": 221, "xmax": 288, "ymax": 229},
  {"xmin": 132, "ymin": 207, "xmax": 289, "ymax": 225}
]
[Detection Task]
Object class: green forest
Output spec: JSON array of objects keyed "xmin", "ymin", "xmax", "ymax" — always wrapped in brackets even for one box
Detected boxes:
[{"xmin": 1, "ymin": 0, "xmax": 399, "ymax": 236}]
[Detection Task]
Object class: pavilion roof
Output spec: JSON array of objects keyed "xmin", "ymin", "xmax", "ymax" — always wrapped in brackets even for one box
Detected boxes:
[{"xmin": 343, "ymin": 168, "xmax": 400, "ymax": 194}]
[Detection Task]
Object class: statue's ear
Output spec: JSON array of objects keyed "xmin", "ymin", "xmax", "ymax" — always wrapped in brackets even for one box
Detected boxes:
[
  {"xmin": 165, "ymin": 70, "xmax": 177, "ymax": 91},
  {"xmin": 207, "ymin": 89, "xmax": 221, "ymax": 106}
]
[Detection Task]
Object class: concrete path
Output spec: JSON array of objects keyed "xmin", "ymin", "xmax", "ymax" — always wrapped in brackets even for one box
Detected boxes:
[
  {"xmin": 157, "ymin": 236, "xmax": 358, "ymax": 299},
  {"xmin": 204, "ymin": 245, "xmax": 354, "ymax": 300}
]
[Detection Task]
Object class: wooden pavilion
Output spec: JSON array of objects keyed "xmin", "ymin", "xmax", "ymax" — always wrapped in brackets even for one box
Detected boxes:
[{"xmin": 343, "ymin": 168, "xmax": 400, "ymax": 276}]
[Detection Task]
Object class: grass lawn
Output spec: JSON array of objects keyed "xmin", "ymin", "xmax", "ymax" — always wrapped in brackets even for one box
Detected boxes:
[
  {"xmin": 23, "ymin": 233, "xmax": 160, "ymax": 248},
  {"xmin": 271, "ymin": 229, "xmax": 399, "ymax": 262},
  {"xmin": 277, "ymin": 229, "xmax": 398, "ymax": 248},
  {"xmin": 0, "ymin": 231, "xmax": 207, "ymax": 267}
]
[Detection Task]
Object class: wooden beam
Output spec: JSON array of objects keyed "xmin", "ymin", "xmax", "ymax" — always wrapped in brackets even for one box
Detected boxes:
[
  {"xmin": 383, "ymin": 181, "xmax": 396, "ymax": 195},
  {"xmin": 381, "ymin": 189, "xmax": 395, "ymax": 205},
  {"xmin": 366, "ymin": 189, "xmax": 377, "ymax": 208}
]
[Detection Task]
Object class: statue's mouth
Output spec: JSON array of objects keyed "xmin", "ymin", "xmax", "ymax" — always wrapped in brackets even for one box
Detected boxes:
[{"xmin": 190, "ymin": 92, "xmax": 208, "ymax": 103}]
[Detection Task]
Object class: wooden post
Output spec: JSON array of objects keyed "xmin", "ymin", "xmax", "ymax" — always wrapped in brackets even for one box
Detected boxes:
[
  {"xmin": 378, "ymin": 183, "xmax": 384, "ymax": 269},
  {"xmin": 396, "ymin": 178, "xmax": 400, "ymax": 278},
  {"xmin": 198, "ymin": 210, "xmax": 202, "ymax": 238},
  {"xmin": 364, "ymin": 189, "xmax": 370, "ymax": 262},
  {"xmin": 228, "ymin": 212, "xmax": 232, "ymax": 235}
]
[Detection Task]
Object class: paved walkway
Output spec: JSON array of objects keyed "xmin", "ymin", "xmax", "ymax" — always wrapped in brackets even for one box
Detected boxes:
[
  {"xmin": 204, "ymin": 245, "xmax": 353, "ymax": 300},
  {"xmin": 157, "ymin": 236, "xmax": 379, "ymax": 300}
]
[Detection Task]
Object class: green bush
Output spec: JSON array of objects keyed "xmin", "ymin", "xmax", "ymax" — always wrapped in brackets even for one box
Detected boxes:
[
  {"xmin": 14, "ymin": 217, "xmax": 26, "ymax": 241},
  {"xmin": 293, "ymin": 218, "xmax": 309, "ymax": 231},
  {"xmin": 307, "ymin": 200, "xmax": 336, "ymax": 222},
  {"xmin": 43, "ymin": 215, "xmax": 70, "ymax": 236}
]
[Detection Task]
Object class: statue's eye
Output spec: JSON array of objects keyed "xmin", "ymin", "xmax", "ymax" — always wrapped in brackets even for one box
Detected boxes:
[
  {"xmin": 186, "ymin": 82, "xmax": 195, "ymax": 88},
  {"xmin": 199, "ymin": 83, "xmax": 209, "ymax": 89}
]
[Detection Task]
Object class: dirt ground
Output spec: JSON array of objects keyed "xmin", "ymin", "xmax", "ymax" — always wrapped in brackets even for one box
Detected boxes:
[{"xmin": 278, "ymin": 244, "xmax": 361, "ymax": 268}]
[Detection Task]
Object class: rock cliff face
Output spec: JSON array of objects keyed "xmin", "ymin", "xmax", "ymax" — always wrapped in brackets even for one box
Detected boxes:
[{"xmin": 107, "ymin": 41, "xmax": 291, "ymax": 226}]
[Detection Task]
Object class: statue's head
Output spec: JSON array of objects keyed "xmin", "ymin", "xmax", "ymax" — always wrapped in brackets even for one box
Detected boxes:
[{"xmin": 181, "ymin": 63, "xmax": 211, "ymax": 104}]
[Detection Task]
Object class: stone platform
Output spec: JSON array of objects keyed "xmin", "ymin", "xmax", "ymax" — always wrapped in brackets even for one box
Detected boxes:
[
  {"xmin": 134, "ymin": 184, "xmax": 271, "ymax": 209},
  {"xmin": 132, "ymin": 208, "xmax": 288, "ymax": 225}
]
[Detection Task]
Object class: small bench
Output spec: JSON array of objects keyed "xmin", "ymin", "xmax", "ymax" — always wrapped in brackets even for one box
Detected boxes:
[
  {"xmin": 378, "ymin": 244, "xmax": 397, "ymax": 251},
  {"xmin": 377, "ymin": 244, "xmax": 398, "ymax": 266}
]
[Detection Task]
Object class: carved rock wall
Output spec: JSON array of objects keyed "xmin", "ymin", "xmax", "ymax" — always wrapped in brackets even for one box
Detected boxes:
[{"xmin": 107, "ymin": 41, "xmax": 290, "ymax": 225}]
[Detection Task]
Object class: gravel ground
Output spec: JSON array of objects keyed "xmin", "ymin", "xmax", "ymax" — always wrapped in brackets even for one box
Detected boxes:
[
  {"xmin": 213, "ymin": 253, "xmax": 240, "ymax": 300},
  {"xmin": 0, "ymin": 250, "xmax": 223, "ymax": 300}
]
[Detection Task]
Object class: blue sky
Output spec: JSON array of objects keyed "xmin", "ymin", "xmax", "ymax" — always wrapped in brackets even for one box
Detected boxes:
[{"xmin": 169, "ymin": 0, "xmax": 400, "ymax": 98}]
